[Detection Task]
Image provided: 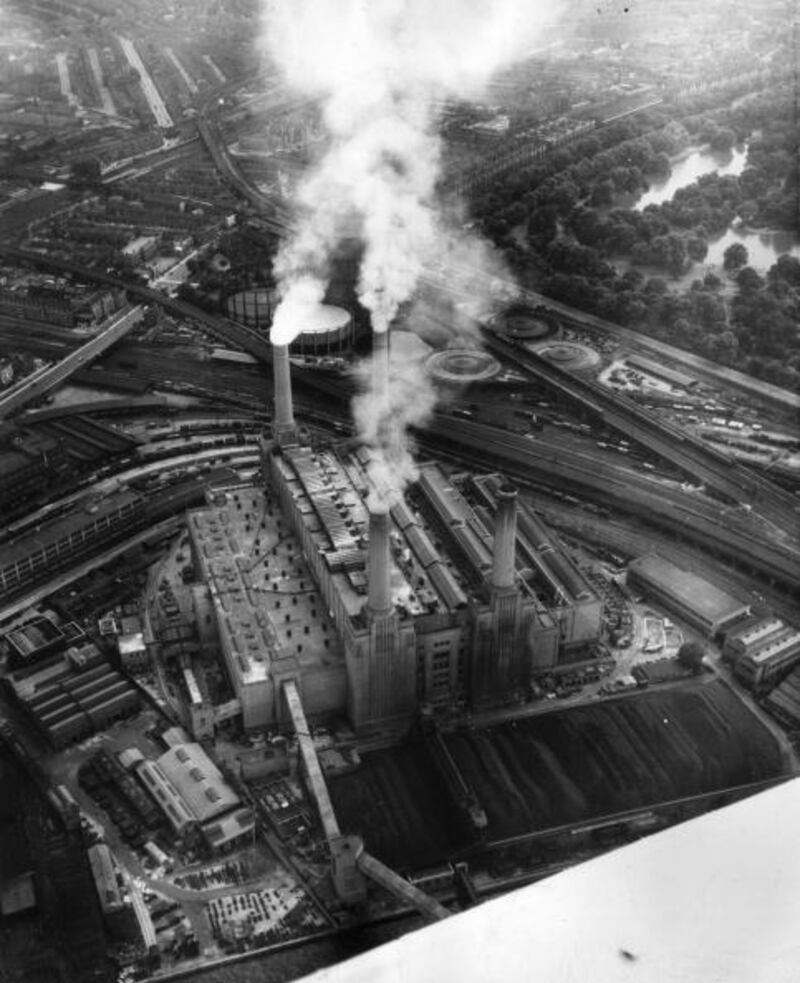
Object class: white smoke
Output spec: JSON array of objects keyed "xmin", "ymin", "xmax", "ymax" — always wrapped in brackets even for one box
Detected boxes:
[
  {"xmin": 352, "ymin": 347, "xmax": 438, "ymax": 502},
  {"xmin": 261, "ymin": 0, "xmax": 554, "ymax": 493}
]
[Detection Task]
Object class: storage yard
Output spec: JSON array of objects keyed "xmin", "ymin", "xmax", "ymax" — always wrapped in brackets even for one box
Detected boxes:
[
  {"xmin": 328, "ymin": 742, "xmax": 465, "ymax": 871},
  {"xmin": 331, "ymin": 681, "xmax": 787, "ymax": 868}
]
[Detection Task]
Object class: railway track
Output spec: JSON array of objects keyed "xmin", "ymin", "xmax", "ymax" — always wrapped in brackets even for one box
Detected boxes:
[
  {"xmin": 482, "ymin": 329, "xmax": 800, "ymax": 533},
  {"xmin": 418, "ymin": 415, "xmax": 800, "ymax": 593}
]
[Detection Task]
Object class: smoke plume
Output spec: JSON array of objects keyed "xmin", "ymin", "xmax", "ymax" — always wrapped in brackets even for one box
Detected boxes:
[{"xmin": 261, "ymin": 0, "xmax": 553, "ymax": 494}]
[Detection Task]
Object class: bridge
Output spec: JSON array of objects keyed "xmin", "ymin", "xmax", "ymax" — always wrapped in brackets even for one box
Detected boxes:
[{"xmin": 0, "ymin": 306, "xmax": 144, "ymax": 421}]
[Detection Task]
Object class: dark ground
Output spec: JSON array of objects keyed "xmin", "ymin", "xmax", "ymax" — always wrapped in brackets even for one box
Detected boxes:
[{"xmin": 330, "ymin": 681, "xmax": 786, "ymax": 865}]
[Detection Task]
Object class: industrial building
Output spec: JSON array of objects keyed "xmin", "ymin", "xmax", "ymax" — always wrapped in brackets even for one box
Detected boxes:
[
  {"xmin": 7, "ymin": 644, "xmax": 140, "ymax": 748},
  {"xmin": 0, "ymin": 430, "xmax": 70, "ymax": 518},
  {"xmin": 0, "ymin": 490, "xmax": 145, "ymax": 603},
  {"xmin": 87, "ymin": 843, "xmax": 126, "ymax": 925},
  {"xmin": 627, "ymin": 555, "xmax": 749, "ymax": 636},
  {"xmin": 723, "ymin": 616, "xmax": 787, "ymax": 663},
  {"xmin": 129, "ymin": 743, "xmax": 255, "ymax": 855},
  {"xmin": 5, "ymin": 613, "xmax": 66, "ymax": 668},
  {"xmin": 185, "ymin": 339, "xmax": 601, "ymax": 736},
  {"xmin": 733, "ymin": 628, "xmax": 800, "ymax": 694}
]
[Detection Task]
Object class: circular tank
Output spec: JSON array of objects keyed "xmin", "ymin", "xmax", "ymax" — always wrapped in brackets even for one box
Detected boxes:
[
  {"xmin": 225, "ymin": 288, "xmax": 277, "ymax": 329},
  {"xmin": 530, "ymin": 340, "xmax": 601, "ymax": 372},
  {"xmin": 290, "ymin": 303, "xmax": 354, "ymax": 355},
  {"xmin": 426, "ymin": 348, "xmax": 501, "ymax": 385},
  {"xmin": 489, "ymin": 302, "xmax": 560, "ymax": 341},
  {"xmin": 226, "ymin": 294, "xmax": 354, "ymax": 355}
]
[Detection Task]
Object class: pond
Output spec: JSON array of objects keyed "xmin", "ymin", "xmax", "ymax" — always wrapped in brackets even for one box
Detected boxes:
[
  {"xmin": 632, "ymin": 143, "xmax": 800, "ymax": 273},
  {"xmin": 634, "ymin": 144, "xmax": 748, "ymax": 211},
  {"xmin": 705, "ymin": 225, "xmax": 800, "ymax": 272}
]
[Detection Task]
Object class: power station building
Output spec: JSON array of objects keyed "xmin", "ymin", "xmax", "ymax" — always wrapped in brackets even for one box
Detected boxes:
[{"xmin": 186, "ymin": 340, "xmax": 601, "ymax": 735}]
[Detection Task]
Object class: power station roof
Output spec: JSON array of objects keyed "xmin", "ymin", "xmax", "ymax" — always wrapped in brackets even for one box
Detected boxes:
[
  {"xmin": 188, "ymin": 484, "xmax": 345, "ymax": 683},
  {"xmin": 277, "ymin": 447, "xmax": 483, "ymax": 618}
]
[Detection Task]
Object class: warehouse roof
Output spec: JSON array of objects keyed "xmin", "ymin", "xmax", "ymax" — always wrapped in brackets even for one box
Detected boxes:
[
  {"xmin": 0, "ymin": 490, "xmax": 142, "ymax": 568},
  {"xmin": 628, "ymin": 555, "xmax": 749, "ymax": 630},
  {"xmin": 157, "ymin": 743, "xmax": 240, "ymax": 824}
]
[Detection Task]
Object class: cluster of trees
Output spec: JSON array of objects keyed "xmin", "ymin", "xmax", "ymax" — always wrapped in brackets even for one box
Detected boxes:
[
  {"xmin": 729, "ymin": 254, "xmax": 800, "ymax": 390},
  {"xmin": 467, "ymin": 83, "xmax": 799, "ymax": 388},
  {"xmin": 472, "ymin": 111, "xmax": 692, "ymax": 242}
]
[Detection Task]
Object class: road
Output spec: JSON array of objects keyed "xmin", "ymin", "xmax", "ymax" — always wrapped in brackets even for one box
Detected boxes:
[
  {"xmin": 117, "ymin": 36, "xmax": 174, "ymax": 129},
  {"xmin": 0, "ymin": 306, "xmax": 144, "ymax": 420}
]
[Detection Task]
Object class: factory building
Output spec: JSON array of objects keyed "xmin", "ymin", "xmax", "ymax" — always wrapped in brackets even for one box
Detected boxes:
[
  {"xmin": 7, "ymin": 646, "xmax": 140, "ymax": 748},
  {"xmin": 87, "ymin": 843, "xmax": 134, "ymax": 937},
  {"xmin": 467, "ymin": 474, "xmax": 600, "ymax": 658},
  {"xmin": 184, "ymin": 337, "xmax": 605, "ymax": 735},
  {"xmin": 0, "ymin": 431, "xmax": 70, "ymax": 519},
  {"xmin": 627, "ymin": 555, "xmax": 749, "ymax": 637},
  {"xmin": 723, "ymin": 616, "xmax": 787, "ymax": 663},
  {"xmin": 5, "ymin": 614, "xmax": 66, "ymax": 669},
  {"xmin": 733, "ymin": 628, "xmax": 800, "ymax": 695},
  {"xmin": 0, "ymin": 490, "xmax": 145, "ymax": 603},
  {"xmin": 131, "ymin": 743, "xmax": 255, "ymax": 855}
]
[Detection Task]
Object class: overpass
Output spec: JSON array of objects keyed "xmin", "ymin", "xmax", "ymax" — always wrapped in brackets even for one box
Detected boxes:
[
  {"xmin": 0, "ymin": 245, "xmax": 273, "ymax": 363},
  {"xmin": 0, "ymin": 306, "xmax": 144, "ymax": 421}
]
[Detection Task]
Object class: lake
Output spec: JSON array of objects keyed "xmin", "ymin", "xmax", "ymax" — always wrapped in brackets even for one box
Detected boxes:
[
  {"xmin": 704, "ymin": 226, "xmax": 800, "ymax": 272},
  {"xmin": 634, "ymin": 144, "xmax": 800, "ymax": 273},
  {"xmin": 635, "ymin": 144, "xmax": 748, "ymax": 211}
]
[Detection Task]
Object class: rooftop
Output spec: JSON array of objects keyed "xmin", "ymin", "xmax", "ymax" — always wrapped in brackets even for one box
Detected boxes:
[
  {"xmin": 189, "ymin": 485, "xmax": 345, "ymax": 685},
  {"xmin": 157, "ymin": 742, "xmax": 240, "ymax": 825},
  {"xmin": 277, "ymin": 446, "xmax": 477, "ymax": 619},
  {"xmin": 628, "ymin": 555, "xmax": 749, "ymax": 627},
  {"xmin": 748, "ymin": 630, "xmax": 800, "ymax": 666},
  {"xmin": 1, "ymin": 489, "xmax": 142, "ymax": 569},
  {"xmin": 5, "ymin": 615, "xmax": 64, "ymax": 659}
]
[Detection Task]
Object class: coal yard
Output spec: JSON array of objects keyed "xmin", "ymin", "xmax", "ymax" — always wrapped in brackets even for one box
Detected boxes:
[
  {"xmin": 328, "ymin": 741, "xmax": 465, "ymax": 871},
  {"xmin": 330, "ymin": 682, "xmax": 788, "ymax": 871}
]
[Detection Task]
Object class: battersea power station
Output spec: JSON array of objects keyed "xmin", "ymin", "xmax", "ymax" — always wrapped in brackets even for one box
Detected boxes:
[{"xmin": 187, "ymin": 340, "xmax": 601, "ymax": 736}]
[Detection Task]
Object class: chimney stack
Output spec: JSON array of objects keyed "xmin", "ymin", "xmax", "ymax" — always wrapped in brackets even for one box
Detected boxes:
[
  {"xmin": 272, "ymin": 343, "xmax": 297, "ymax": 444},
  {"xmin": 492, "ymin": 483, "xmax": 518, "ymax": 591},
  {"xmin": 372, "ymin": 328, "xmax": 390, "ymax": 419},
  {"xmin": 366, "ymin": 496, "xmax": 393, "ymax": 618}
]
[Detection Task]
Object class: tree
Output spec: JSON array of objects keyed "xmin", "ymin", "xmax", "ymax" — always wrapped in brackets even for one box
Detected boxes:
[
  {"xmin": 723, "ymin": 242, "xmax": 749, "ymax": 272},
  {"xmin": 736, "ymin": 266, "xmax": 764, "ymax": 293},
  {"xmin": 768, "ymin": 254, "xmax": 800, "ymax": 286},
  {"xmin": 709, "ymin": 128, "xmax": 736, "ymax": 153},
  {"xmin": 677, "ymin": 641, "xmax": 706, "ymax": 674},
  {"xmin": 686, "ymin": 236, "xmax": 708, "ymax": 263},
  {"xmin": 70, "ymin": 157, "xmax": 102, "ymax": 187}
]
